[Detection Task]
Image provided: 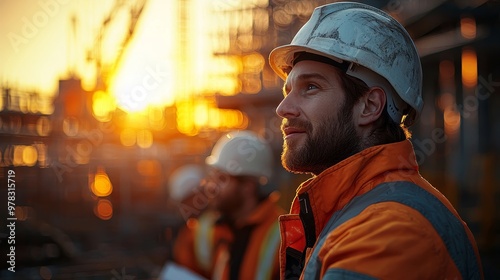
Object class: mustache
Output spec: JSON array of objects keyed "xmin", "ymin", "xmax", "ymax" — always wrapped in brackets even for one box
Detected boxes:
[{"xmin": 281, "ymin": 119, "xmax": 312, "ymax": 133}]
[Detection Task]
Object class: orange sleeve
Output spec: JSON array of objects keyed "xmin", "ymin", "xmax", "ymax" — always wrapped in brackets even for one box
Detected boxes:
[{"xmin": 318, "ymin": 202, "xmax": 462, "ymax": 279}]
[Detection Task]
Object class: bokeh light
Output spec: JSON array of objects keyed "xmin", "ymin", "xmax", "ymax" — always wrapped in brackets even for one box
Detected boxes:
[
  {"xmin": 92, "ymin": 90, "xmax": 117, "ymax": 122},
  {"xmin": 462, "ymin": 48, "xmax": 477, "ymax": 88},
  {"xmin": 94, "ymin": 199, "xmax": 113, "ymax": 220},
  {"xmin": 90, "ymin": 169, "xmax": 113, "ymax": 197}
]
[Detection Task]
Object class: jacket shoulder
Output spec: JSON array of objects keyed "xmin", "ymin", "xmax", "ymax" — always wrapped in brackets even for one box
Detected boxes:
[
  {"xmin": 307, "ymin": 181, "xmax": 479, "ymax": 279},
  {"xmin": 318, "ymin": 201, "xmax": 453, "ymax": 279}
]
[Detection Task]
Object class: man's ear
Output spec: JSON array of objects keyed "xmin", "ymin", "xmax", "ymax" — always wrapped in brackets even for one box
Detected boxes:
[{"xmin": 356, "ymin": 87, "xmax": 386, "ymax": 126}]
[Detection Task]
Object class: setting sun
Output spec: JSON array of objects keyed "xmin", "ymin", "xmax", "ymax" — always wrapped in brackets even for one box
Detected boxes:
[
  {"xmin": 1, "ymin": 0, "xmax": 256, "ymax": 136},
  {"xmin": 106, "ymin": 0, "xmax": 252, "ymax": 134}
]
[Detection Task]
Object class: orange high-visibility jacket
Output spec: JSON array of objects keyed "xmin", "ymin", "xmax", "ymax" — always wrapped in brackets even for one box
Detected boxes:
[
  {"xmin": 279, "ymin": 140, "xmax": 483, "ymax": 280},
  {"xmin": 173, "ymin": 192, "xmax": 285, "ymax": 280}
]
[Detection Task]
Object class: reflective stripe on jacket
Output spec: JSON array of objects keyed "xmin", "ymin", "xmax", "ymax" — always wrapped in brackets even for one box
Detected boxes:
[
  {"xmin": 279, "ymin": 140, "xmax": 483, "ymax": 280},
  {"xmin": 173, "ymin": 211, "xmax": 228, "ymax": 279}
]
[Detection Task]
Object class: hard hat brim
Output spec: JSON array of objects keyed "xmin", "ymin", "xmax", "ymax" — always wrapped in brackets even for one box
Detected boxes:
[{"xmin": 269, "ymin": 44, "xmax": 345, "ymax": 81}]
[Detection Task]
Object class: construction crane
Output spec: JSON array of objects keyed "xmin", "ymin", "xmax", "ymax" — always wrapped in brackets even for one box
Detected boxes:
[{"xmin": 86, "ymin": 0, "xmax": 147, "ymax": 91}]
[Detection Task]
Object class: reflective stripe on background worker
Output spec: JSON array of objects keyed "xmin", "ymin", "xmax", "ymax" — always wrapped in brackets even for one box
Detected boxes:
[
  {"xmin": 268, "ymin": 2, "xmax": 483, "ymax": 280},
  {"xmin": 173, "ymin": 130, "xmax": 285, "ymax": 280}
]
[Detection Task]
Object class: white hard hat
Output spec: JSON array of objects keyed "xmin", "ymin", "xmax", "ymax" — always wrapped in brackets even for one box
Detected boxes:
[
  {"xmin": 269, "ymin": 2, "xmax": 423, "ymax": 126},
  {"xmin": 206, "ymin": 130, "xmax": 272, "ymax": 179},
  {"xmin": 168, "ymin": 165, "xmax": 205, "ymax": 201}
]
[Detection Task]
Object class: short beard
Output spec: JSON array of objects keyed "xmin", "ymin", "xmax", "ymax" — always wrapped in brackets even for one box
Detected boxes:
[{"xmin": 281, "ymin": 102, "xmax": 361, "ymax": 175}]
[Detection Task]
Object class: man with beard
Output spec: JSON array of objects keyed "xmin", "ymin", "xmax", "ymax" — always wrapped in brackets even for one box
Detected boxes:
[
  {"xmin": 173, "ymin": 130, "xmax": 284, "ymax": 280},
  {"xmin": 268, "ymin": 2, "xmax": 482, "ymax": 280}
]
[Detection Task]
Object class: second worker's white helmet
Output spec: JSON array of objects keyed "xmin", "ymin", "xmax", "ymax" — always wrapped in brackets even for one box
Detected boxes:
[{"xmin": 206, "ymin": 130, "xmax": 273, "ymax": 179}]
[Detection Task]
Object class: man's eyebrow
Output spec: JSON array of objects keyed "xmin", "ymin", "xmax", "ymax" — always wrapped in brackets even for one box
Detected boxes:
[
  {"xmin": 283, "ymin": 72, "xmax": 331, "ymax": 93},
  {"xmin": 294, "ymin": 73, "xmax": 331, "ymax": 83}
]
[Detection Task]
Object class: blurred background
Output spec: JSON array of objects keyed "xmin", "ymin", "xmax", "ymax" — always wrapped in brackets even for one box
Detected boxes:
[{"xmin": 0, "ymin": 0, "xmax": 499, "ymax": 279}]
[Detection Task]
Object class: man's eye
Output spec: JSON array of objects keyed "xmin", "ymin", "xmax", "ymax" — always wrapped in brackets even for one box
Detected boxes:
[{"xmin": 307, "ymin": 84, "xmax": 319, "ymax": 90}]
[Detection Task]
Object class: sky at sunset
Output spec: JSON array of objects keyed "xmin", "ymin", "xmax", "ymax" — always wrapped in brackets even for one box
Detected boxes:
[
  {"xmin": 0, "ymin": 0, "xmax": 214, "ymax": 111},
  {"xmin": 2, "ymin": 0, "xmax": 119, "ymax": 94}
]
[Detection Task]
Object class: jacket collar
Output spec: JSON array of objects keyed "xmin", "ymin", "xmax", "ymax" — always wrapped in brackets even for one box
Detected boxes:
[{"xmin": 289, "ymin": 140, "xmax": 418, "ymax": 241}]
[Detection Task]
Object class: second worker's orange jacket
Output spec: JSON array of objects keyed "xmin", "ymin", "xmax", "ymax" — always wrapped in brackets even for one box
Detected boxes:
[{"xmin": 173, "ymin": 192, "xmax": 285, "ymax": 280}]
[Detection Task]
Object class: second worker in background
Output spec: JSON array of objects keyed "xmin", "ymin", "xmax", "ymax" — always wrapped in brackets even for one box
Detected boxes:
[{"xmin": 173, "ymin": 130, "xmax": 285, "ymax": 280}]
